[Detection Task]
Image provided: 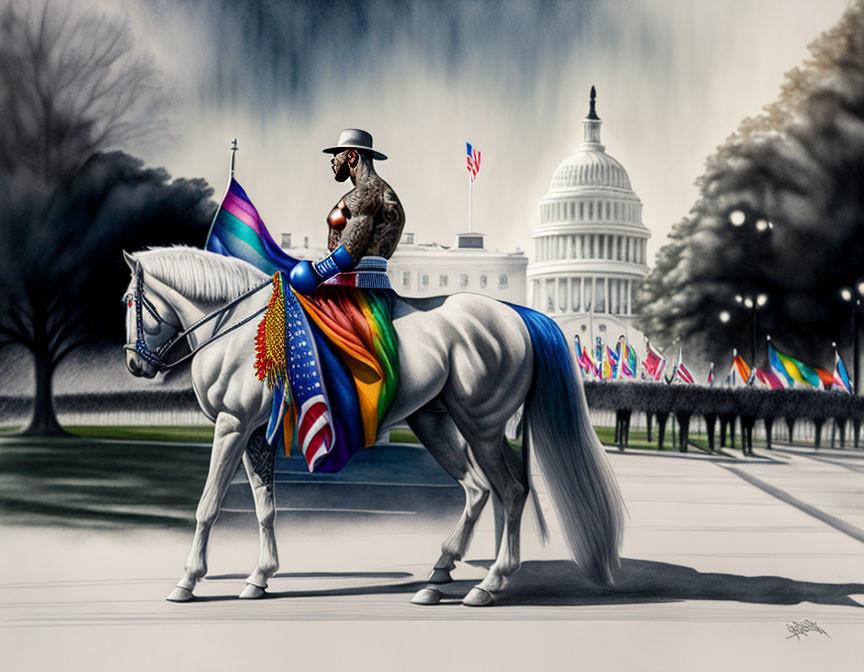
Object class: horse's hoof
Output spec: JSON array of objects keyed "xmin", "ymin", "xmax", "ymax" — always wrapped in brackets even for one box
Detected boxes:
[
  {"xmin": 411, "ymin": 587, "xmax": 442, "ymax": 605},
  {"xmin": 462, "ymin": 587, "xmax": 495, "ymax": 607},
  {"xmin": 427, "ymin": 568, "xmax": 453, "ymax": 584},
  {"xmin": 239, "ymin": 583, "xmax": 267, "ymax": 599},
  {"xmin": 166, "ymin": 586, "xmax": 194, "ymax": 602}
]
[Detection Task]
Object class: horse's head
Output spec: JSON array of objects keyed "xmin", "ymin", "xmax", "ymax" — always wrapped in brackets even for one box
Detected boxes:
[{"xmin": 122, "ymin": 251, "xmax": 181, "ymax": 378}]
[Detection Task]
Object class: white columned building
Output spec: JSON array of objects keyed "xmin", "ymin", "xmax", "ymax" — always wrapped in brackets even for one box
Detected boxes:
[
  {"xmin": 281, "ymin": 231, "xmax": 528, "ymax": 305},
  {"xmin": 527, "ymin": 87, "xmax": 650, "ymax": 351}
]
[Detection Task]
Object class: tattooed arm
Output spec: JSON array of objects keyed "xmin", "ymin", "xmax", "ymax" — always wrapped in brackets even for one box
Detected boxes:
[
  {"xmin": 289, "ymin": 184, "xmax": 383, "ymax": 295},
  {"xmin": 339, "ymin": 183, "xmax": 383, "ymax": 261}
]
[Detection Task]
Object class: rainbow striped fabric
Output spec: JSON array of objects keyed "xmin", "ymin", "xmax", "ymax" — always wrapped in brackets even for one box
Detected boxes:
[
  {"xmin": 257, "ymin": 281, "xmax": 400, "ymax": 473},
  {"xmin": 603, "ymin": 345, "xmax": 618, "ymax": 380},
  {"xmin": 755, "ymin": 368, "xmax": 785, "ymax": 390},
  {"xmin": 205, "ymin": 178, "xmax": 297, "ymax": 275},
  {"xmin": 768, "ymin": 342, "xmax": 822, "ymax": 389},
  {"xmin": 206, "ymin": 177, "xmax": 399, "ymax": 472}
]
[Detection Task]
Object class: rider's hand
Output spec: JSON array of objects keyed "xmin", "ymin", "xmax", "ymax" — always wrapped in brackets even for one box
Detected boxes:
[{"xmin": 289, "ymin": 260, "xmax": 322, "ymax": 295}]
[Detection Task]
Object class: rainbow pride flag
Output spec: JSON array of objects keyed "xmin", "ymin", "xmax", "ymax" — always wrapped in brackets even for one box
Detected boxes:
[
  {"xmin": 768, "ymin": 342, "xmax": 822, "ymax": 389},
  {"xmin": 205, "ymin": 178, "xmax": 297, "ymax": 275},
  {"xmin": 603, "ymin": 345, "xmax": 618, "ymax": 380},
  {"xmin": 815, "ymin": 368, "xmax": 835, "ymax": 390},
  {"xmin": 257, "ymin": 282, "xmax": 399, "ymax": 473},
  {"xmin": 206, "ymin": 177, "xmax": 399, "ymax": 472}
]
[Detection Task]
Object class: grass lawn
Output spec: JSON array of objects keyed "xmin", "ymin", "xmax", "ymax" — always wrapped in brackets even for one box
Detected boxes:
[{"xmin": 0, "ymin": 434, "xmax": 211, "ymax": 528}]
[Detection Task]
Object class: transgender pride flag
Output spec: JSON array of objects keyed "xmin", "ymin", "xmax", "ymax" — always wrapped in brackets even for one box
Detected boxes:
[
  {"xmin": 834, "ymin": 347, "xmax": 853, "ymax": 393},
  {"xmin": 205, "ymin": 178, "xmax": 298, "ymax": 276}
]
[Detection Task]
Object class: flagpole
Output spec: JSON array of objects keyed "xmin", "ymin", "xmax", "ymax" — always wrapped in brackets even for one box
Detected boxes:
[
  {"xmin": 205, "ymin": 138, "xmax": 238, "ymax": 248},
  {"xmin": 468, "ymin": 172, "xmax": 473, "ymax": 233}
]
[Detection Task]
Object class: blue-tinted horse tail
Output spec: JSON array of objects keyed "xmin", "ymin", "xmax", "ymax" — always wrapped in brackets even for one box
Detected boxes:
[{"xmin": 509, "ymin": 304, "xmax": 624, "ymax": 586}]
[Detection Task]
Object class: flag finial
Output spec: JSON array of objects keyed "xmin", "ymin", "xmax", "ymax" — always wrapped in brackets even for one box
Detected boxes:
[{"xmin": 230, "ymin": 138, "xmax": 238, "ymax": 177}]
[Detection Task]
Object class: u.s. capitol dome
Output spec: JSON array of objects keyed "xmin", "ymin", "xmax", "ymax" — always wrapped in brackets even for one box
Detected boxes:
[{"xmin": 528, "ymin": 87, "xmax": 650, "ymax": 351}]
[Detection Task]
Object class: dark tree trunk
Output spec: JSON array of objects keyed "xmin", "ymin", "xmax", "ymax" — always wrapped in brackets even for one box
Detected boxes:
[
  {"xmin": 705, "ymin": 413, "xmax": 717, "ymax": 453},
  {"xmin": 786, "ymin": 417, "xmax": 795, "ymax": 443},
  {"xmin": 675, "ymin": 412, "xmax": 690, "ymax": 452},
  {"xmin": 656, "ymin": 412, "xmax": 669, "ymax": 450},
  {"xmin": 719, "ymin": 417, "xmax": 727, "ymax": 447},
  {"xmin": 814, "ymin": 419, "xmax": 824, "ymax": 449},
  {"xmin": 728, "ymin": 416, "xmax": 736, "ymax": 449},
  {"xmin": 764, "ymin": 417, "xmax": 774, "ymax": 450},
  {"xmin": 21, "ymin": 349, "xmax": 66, "ymax": 436},
  {"xmin": 837, "ymin": 418, "xmax": 846, "ymax": 449},
  {"xmin": 854, "ymin": 418, "xmax": 860, "ymax": 449},
  {"xmin": 741, "ymin": 417, "xmax": 755, "ymax": 456},
  {"xmin": 646, "ymin": 412, "xmax": 653, "ymax": 442},
  {"xmin": 623, "ymin": 410, "xmax": 632, "ymax": 447}
]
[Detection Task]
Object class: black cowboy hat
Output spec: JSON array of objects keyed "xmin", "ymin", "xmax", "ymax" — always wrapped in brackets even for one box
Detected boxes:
[{"xmin": 322, "ymin": 128, "xmax": 388, "ymax": 161}]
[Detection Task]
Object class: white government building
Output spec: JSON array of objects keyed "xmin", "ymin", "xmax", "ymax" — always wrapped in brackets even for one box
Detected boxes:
[
  {"xmin": 281, "ymin": 232, "xmax": 528, "ymax": 304},
  {"xmin": 527, "ymin": 87, "xmax": 650, "ymax": 347}
]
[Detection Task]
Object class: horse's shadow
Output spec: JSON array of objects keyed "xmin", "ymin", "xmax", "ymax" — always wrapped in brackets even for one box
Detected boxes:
[{"xmin": 196, "ymin": 559, "xmax": 864, "ymax": 608}]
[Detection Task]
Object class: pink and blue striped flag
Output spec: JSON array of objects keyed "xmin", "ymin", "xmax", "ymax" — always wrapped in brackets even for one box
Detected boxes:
[
  {"xmin": 205, "ymin": 178, "xmax": 297, "ymax": 275},
  {"xmin": 834, "ymin": 348, "xmax": 853, "ymax": 393}
]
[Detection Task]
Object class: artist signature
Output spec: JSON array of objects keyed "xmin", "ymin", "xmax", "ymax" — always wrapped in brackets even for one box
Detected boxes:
[{"xmin": 786, "ymin": 619, "xmax": 830, "ymax": 640}]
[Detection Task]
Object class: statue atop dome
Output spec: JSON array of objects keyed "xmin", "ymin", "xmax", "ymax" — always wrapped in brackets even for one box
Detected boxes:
[
  {"xmin": 583, "ymin": 86, "xmax": 602, "ymax": 145},
  {"xmin": 587, "ymin": 85, "xmax": 600, "ymax": 121}
]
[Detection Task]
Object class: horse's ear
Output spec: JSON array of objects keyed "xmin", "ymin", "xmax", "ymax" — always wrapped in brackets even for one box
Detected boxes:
[{"xmin": 123, "ymin": 250, "xmax": 137, "ymax": 271}]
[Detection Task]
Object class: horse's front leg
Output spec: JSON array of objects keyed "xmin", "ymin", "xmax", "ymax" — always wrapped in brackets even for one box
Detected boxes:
[
  {"xmin": 238, "ymin": 427, "xmax": 278, "ymax": 599},
  {"xmin": 168, "ymin": 412, "xmax": 249, "ymax": 602}
]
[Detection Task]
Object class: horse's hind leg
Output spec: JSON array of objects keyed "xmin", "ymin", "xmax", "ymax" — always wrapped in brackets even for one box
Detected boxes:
[
  {"xmin": 407, "ymin": 403, "xmax": 491, "ymax": 585},
  {"xmin": 238, "ymin": 426, "xmax": 279, "ymax": 599},
  {"xmin": 168, "ymin": 412, "xmax": 249, "ymax": 602},
  {"xmin": 460, "ymin": 433, "xmax": 528, "ymax": 607}
]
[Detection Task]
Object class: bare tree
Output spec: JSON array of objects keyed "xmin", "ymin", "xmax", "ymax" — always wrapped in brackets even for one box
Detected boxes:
[
  {"xmin": 0, "ymin": 1, "xmax": 203, "ymax": 435},
  {"xmin": 0, "ymin": 0, "xmax": 169, "ymax": 184}
]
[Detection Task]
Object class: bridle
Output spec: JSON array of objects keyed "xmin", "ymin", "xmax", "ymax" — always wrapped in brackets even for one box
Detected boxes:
[{"xmin": 123, "ymin": 264, "xmax": 272, "ymax": 373}]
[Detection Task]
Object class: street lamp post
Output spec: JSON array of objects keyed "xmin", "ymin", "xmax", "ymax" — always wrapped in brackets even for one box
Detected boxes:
[
  {"xmin": 840, "ymin": 284, "xmax": 864, "ymax": 395},
  {"xmin": 734, "ymin": 293, "xmax": 768, "ymax": 364}
]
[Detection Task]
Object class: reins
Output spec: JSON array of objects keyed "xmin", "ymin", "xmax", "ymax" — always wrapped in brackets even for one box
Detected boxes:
[{"xmin": 124, "ymin": 265, "xmax": 273, "ymax": 372}]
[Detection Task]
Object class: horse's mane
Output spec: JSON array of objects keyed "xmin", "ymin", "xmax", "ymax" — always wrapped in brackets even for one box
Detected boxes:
[{"xmin": 134, "ymin": 246, "xmax": 269, "ymax": 302}]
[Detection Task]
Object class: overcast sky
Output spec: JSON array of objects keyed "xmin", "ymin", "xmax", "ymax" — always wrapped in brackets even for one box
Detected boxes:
[{"xmin": 102, "ymin": 0, "xmax": 848, "ymax": 261}]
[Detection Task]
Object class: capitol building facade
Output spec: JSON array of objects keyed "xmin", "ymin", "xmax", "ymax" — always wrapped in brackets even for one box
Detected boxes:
[{"xmin": 528, "ymin": 88, "xmax": 650, "ymax": 347}]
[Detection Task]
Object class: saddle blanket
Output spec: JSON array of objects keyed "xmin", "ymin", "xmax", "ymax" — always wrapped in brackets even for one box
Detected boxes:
[{"xmin": 254, "ymin": 260, "xmax": 399, "ymax": 473}]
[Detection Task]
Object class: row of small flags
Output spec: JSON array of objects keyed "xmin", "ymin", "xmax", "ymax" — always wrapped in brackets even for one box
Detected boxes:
[
  {"xmin": 573, "ymin": 335, "xmax": 853, "ymax": 393},
  {"xmin": 574, "ymin": 335, "xmax": 694, "ymax": 384}
]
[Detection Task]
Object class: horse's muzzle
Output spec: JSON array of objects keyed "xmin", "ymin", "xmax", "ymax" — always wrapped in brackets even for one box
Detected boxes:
[{"xmin": 125, "ymin": 348, "xmax": 156, "ymax": 378}]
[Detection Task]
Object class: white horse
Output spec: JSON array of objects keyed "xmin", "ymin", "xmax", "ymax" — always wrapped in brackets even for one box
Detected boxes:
[{"xmin": 122, "ymin": 246, "xmax": 623, "ymax": 606}]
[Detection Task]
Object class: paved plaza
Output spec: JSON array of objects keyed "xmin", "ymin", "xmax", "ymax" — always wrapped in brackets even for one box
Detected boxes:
[{"xmin": 2, "ymin": 444, "xmax": 863, "ymax": 670}]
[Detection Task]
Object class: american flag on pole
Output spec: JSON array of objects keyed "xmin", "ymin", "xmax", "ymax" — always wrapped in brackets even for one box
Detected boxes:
[
  {"xmin": 466, "ymin": 142, "xmax": 481, "ymax": 180},
  {"xmin": 642, "ymin": 339, "xmax": 667, "ymax": 382},
  {"xmin": 674, "ymin": 346, "xmax": 695, "ymax": 384},
  {"xmin": 675, "ymin": 361, "xmax": 695, "ymax": 384}
]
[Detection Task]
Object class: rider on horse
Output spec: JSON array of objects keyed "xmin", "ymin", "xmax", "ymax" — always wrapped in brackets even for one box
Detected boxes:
[{"xmin": 289, "ymin": 129, "xmax": 405, "ymax": 294}]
